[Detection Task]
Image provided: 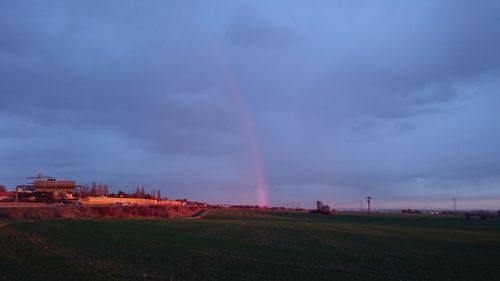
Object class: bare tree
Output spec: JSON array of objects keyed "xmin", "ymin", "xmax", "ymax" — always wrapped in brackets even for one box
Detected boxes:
[
  {"xmin": 90, "ymin": 181, "xmax": 98, "ymax": 196},
  {"xmin": 80, "ymin": 184, "xmax": 90, "ymax": 197},
  {"xmin": 95, "ymin": 183, "xmax": 109, "ymax": 196}
]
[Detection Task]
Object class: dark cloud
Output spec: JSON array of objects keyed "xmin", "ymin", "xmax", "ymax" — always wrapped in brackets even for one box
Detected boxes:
[
  {"xmin": 225, "ymin": 7, "xmax": 299, "ymax": 49},
  {"xmin": 1, "ymin": 1, "xmax": 500, "ymax": 208}
]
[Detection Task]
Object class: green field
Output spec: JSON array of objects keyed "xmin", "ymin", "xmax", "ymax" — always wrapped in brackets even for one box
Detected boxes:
[{"xmin": 1, "ymin": 209, "xmax": 499, "ymax": 281}]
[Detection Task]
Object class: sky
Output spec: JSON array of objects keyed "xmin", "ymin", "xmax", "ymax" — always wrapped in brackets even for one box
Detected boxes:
[{"xmin": 1, "ymin": 0, "xmax": 500, "ymax": 209}]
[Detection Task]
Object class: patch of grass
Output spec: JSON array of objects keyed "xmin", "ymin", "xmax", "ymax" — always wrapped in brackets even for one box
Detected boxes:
[{"xmin": 0, "ymin": 209, "xmax": 499, "ymax": 281}]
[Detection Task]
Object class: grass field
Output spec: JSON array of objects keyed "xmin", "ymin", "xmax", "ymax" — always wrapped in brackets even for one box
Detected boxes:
[{"xmin": 1, "ymin": 209, "xmax": 499, "ymax": 281}]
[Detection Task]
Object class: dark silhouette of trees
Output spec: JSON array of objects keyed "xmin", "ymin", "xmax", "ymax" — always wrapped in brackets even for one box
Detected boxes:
[
  {"xmin": 117, "ymin": 190, "xmax": 126, "ymax": 198},
  {"xmin": 310, "ymin": 201, "xmax": 332, "ymax": 215},
  {"xmin": 0, "ymin": 185, "xmax": 6, "ymax": 192},
  {"xmin": 90, "ymin": 181, "xmax": 98, "ymax": 196},
  {"xmin": 87, "ymin": 182, "xmax": 109, "ymax": 196},
  {"xmin": 76, "ymin": 184, "xmax": 163, "ymax": 200},
  {"xmin": 96, "ymin": 183, "xmax": 108, "ymax": 196},
  {"xmin": 78, "ymin": 184, "xmax": 90, "ymax": 197}
]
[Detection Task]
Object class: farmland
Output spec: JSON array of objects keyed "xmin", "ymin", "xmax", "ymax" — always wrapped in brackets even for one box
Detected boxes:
[{"xmin": 1, "ymin": 209, "xmax": 499, "ymax": 281}]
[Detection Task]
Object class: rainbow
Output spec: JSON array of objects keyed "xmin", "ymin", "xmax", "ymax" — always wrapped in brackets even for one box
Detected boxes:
[
  {"xmin": 186, "ymin": 19, "xmax": 269, "ymax": 207},
  {"xmin": 219, "ymin": 62, "xmax": 269, "ymax": 207}
]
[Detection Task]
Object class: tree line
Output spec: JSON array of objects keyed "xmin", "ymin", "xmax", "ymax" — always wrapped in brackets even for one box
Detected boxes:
[{"xmin": 76, "ymin": 182, "xmax": 163, "ymax": 200}]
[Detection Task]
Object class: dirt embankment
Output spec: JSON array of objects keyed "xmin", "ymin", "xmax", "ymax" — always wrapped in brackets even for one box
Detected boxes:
[{"xmin": 0, "ymin": 205, "xmax": 203, "ymax": 220}]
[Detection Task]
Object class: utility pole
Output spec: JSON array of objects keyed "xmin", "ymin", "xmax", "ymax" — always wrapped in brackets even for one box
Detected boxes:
[
  {"xmin": 360, "ymin": 199, "xmax": 364, "ymax": 211},
  {"xmin": 453, "ymin": 197, "xmax": 457, "ymax": 213},
  {"xmin": 366, "ymin": 196, "xmax": 373, "ymax": 215}
]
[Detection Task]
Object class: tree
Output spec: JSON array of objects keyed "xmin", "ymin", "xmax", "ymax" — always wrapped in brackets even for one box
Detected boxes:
[
  {"xmin": 90, "ymin": 181, "xmax": 98, "ymax": 196},
  {"xmin": 156, "ymin": 189, "xmax": 161, "ymax": 200},
  {"xmin": 314, "ymin": 201, "xmax": 331, "ymax": 215},
  {"xmin": 95, "ymin": 183, "xmax": 109, "ymax": 196},
  {"xmin": 0, "ymin": 185, "xmax": 6, "ymax": 192},
  {"xmin": 80, "ymin": 184, "xmax": 90, "ymax": 197},
  {"xmin": 316, "ymin": 201, "xmax": 323, "ymax": 210},
  {"xmin": 117, "ymin": 190, "xmax": 126, "ymax": 198}
]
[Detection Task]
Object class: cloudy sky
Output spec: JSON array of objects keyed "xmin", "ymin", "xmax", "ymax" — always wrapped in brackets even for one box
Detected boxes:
[{"xmin": 1, "ymin": 0, "xmax": 500, "ymax": 209}]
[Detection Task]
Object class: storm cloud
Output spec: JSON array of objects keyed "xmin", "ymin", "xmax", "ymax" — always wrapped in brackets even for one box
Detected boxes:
[{"xmin": 1, "ymin": 0, "xmax": 500, "ymax": 208}]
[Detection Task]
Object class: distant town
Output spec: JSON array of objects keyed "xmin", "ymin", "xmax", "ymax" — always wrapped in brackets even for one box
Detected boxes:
[{"xmin": 0, "ymin": 173, "xmax": 186, "ymax": 207}]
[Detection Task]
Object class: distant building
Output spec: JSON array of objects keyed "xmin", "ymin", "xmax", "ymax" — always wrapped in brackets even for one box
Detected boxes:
[
  {"xmin": 16, "ymin": 175, "xmax": 77, "ymax": 202},
  {"xmin": 33, "ymin": 178, "xmax": 75, "ymax": 197}
]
